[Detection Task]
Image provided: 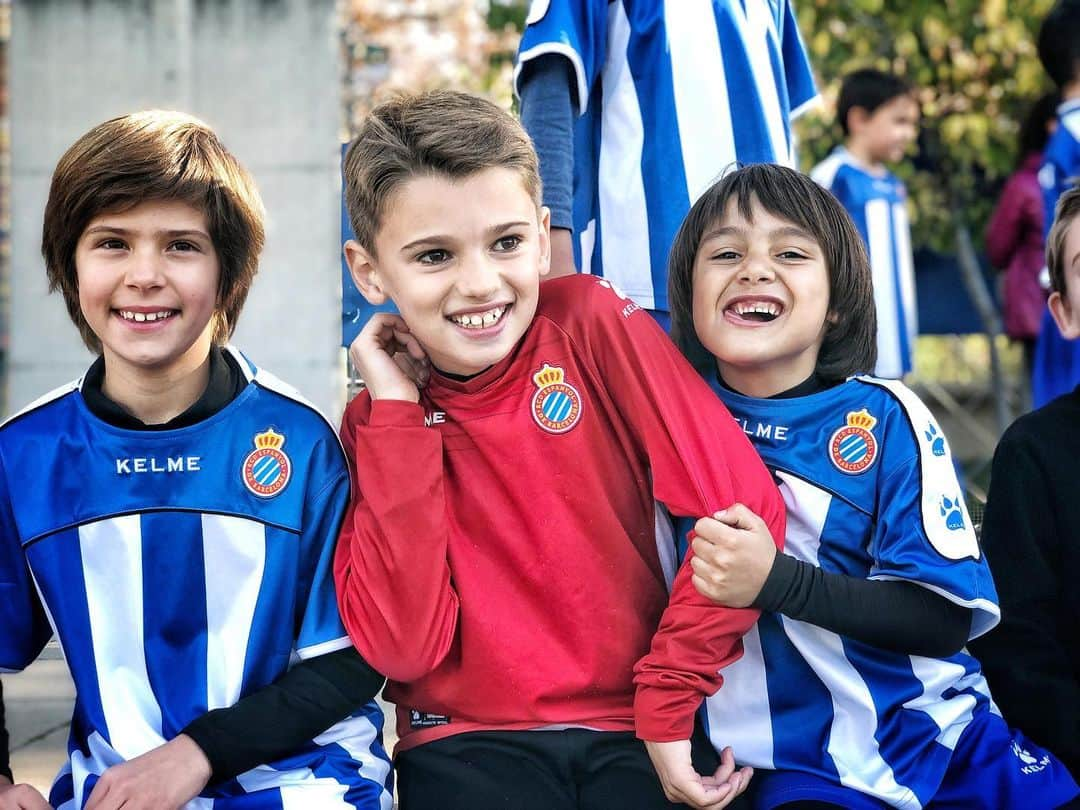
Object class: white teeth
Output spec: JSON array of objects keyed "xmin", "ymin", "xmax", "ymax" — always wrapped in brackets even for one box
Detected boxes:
[
  {"xmin": 119, "ymin": 310, "xmax": 173, "ymax": 322},
  {"xmin": 732, "ymin": 301, "xmax": 780, "ymax": 317},
  {"xmin": 450, "ymin": 306, "xmax": 506, "ymax": 329}
]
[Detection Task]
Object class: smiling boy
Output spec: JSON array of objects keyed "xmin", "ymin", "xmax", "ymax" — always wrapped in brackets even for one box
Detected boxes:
[
  {"xmin": 0, "ymin": 111, "xmax": 392, "ymax": 809},
  {"xmin": 333, "ymin": 90, "xmax": 787, "ymax": 810}
]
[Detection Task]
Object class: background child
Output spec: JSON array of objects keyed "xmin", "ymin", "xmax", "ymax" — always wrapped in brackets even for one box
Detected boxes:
[
  {"xmin": 985, "ymin": 91, "xmax": 1059, "ymax": 386},
  {"xmin": 1031, "ymin": 0, "xmax": 1080, "ymax": 408},
  {"xmin": 811, "ymin": 68, "xmax": 919, "ymax": 380},
  {"xmin": 970, "ymin": 187, "xmax": 1080, "ymax": 780},
  {"xmin": 0, "ymin": 111, "xmax": 391, "ymax": 809},
  {"xmin": 659, "ymin": 163, "xmax": 1080, "ymax": 808},
  {"xmin": 333, "ymin": 89, "xmax": 786, "ymax": 810}
]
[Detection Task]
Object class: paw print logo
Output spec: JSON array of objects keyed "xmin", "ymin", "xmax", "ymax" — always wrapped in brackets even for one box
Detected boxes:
[
  {"xmin": 924, "ymin": 424, "xmax": 946, "ymax": 457},
  {"xmin": 940, "ymin": 496, "xmax": 965, "ymax": 531}
]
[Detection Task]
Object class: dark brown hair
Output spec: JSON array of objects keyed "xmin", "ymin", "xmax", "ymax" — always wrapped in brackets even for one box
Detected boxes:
[
  {"xmin": 668, "ymin": 163, "xmax": 877, "ymax": 381},
  {"xmin": 1048, "ymin": 185, "xmax": 1080, "ymax": 296},
  {"xmin": 343, "ymin": 90, "xmax": 541, "ymax": 255},
  {"xmin": 42, "ymin": 110, "xmax": 265, "ymax": 352}
]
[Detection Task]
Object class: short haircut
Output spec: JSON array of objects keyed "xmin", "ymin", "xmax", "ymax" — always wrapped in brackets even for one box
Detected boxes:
[
  {"xmin": 668, "ymin": 163, "xmax": 877, "ymax": 381},
  {"xmin": 1047, "ymin": 186, "xmax": 1080, "ymax": 296},
  {"xmin": 836, "ymin": 68, "xmax": 914, "ymax": 136},
  {"xmin": 42, "ymin": 110, "xmax": 266, "ymax": 352},
  {"xmin": 343, "ymin": 90, "xmax": 541, "ymax": 255},
  {"xmin": 1038, "ymin": 0, "xmax": 1080, "ymax": 88}
]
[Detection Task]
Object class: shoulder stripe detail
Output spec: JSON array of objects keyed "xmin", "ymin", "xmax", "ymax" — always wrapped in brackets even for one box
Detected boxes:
[
  {"xmin": 224, "ymin": 344, "xmax": 257, "ymax": 382},
  {"xmin": 810, "ymin": 153, "xmax": 846, "ymax": 189},
  {"xmin": 1, "ymin": 379, "xmax": 81, "ymax": 429},
  {"xmin": 853, "ymin": 377, "xmax": 981, "ymax": 562},
  {"xmin": 514, "ymin": 42, "xmax": 591, "ymax": 116}
]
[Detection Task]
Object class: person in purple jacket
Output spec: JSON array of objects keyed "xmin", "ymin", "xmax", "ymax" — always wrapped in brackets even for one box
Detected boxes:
[{"xmin": 985, "ymin": 91, "xmax": 1059, "ymax": 387}]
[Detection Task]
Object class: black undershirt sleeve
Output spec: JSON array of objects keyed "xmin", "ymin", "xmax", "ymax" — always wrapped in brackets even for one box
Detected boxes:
[
  {"xmin": 0, "ymin": 680, "xmax": 11, "ymax": 782},
  {"xmin": 181, "ymin": 646, "xmax": 384, "ymax": 784},
  {"xmin": 753, "ymin": 552, "xmax": 971, "ymax": 658}
]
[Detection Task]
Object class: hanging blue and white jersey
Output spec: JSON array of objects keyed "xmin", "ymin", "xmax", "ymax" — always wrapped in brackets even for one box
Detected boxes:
[
  {"xmin": 515, "ymin": 0, "xmax": 818, "ymax": 312},
  {"xmin": 812, "ymin": 149, "xmax": 917, "ymax": 379},
  {"xmin": 703, "ymin": 378, "xmax": 1000, "ymax": 810},
  {"xmin": 0, "ymin": 347, "xmax": 392, "ymax": 810}
]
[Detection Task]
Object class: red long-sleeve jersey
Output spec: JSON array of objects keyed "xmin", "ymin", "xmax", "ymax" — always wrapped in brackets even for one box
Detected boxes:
[{"xmin": 334, "ymin": 274, "xmax": 785, "ymax": 752}]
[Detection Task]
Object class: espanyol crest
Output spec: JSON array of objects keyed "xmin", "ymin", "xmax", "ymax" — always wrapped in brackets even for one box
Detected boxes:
[
  {"xmin": 530, "ymin": 363, "xmax": 582, "ymax": 434},
  {"xmin": 829, "ymin": 409, "xmax": 879, "ymax": 474},
  {"xmin": 242, "ymin": 428, "xmax": 292, "ymax": 497}
]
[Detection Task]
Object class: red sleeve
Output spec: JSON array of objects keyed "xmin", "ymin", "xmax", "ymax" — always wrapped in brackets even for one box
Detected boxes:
[
  {"xmin": 558, "ymin": 278, "xmax": 787, "ymax": 742},
  {"xmin": 332, "ymin": 396, "xmax": 460, "ymax": 682}
]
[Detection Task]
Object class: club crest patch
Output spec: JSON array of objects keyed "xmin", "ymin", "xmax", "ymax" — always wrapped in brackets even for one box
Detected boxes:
[
  {"xmin": 829, "ymin": 409, "xmax": 879, "ymax": 474},
  {"xmin": 531, "ymin": 363, "xmax": 582, "ymax": 434},
  {"xmin": 242, "ymin": 428, "xmax": 291, "ymax": 497}
]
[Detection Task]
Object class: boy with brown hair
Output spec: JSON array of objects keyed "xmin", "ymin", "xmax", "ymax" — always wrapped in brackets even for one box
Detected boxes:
[
  {"xmin": 0, "ymin": 110, "xmax": 392, "ymax": 809},
  {"xmin": 972, "ymin": 186, "xmax": 1080, "ymax": 779},
  {"xmin": 334, "ymin": 89, "xmax": 786, "ymax": 810}
]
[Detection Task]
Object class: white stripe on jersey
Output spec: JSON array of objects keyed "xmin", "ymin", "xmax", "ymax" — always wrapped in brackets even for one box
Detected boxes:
[
  {"xmin": 781, "ymin": 619, "xmax": 914, "ymax": 808},
  {"xmin": 776, "ymin": 472, "xmax": 831, "ymax": 566},
  {"xmin": 703, "ymin": 624, "xmax": 775, "ymax": 768},
  {"xmin": 893, "ymin": 203, "xmax": 918, "ymax": 345},
  {"xmin": 666, "ymin": 0, "xmax": 736, "ymax": 202},
  {"xmin": 203, "ymin": 514, "xmax": 265, "ymax": 710},
  {"xmin": 235, "ymin": 765, "xmax": 350, "ymax": 808},
  {"xmin": 904, "ymin": 657, "xmax": 977, "ymax": 751},
  {"xmin": 314, "ymin": 715, "xmax": 396, "ymax": 810},
  {"xmin": 81, "ymin": 517, "xmax": 165, "ymax": 759},
  {"xmin": 596, "ymin": 1, "xmax": 654, "ymax": 307},
  {"xmin": 866, "ymin": 199, "xmax": 903, "ymax": 379},
  {"xmin": 741, "ymin": 0, "xmax": 788, "ymax": 164}
]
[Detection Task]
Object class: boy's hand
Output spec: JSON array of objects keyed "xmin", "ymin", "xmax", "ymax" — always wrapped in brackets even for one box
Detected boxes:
[
  {"xmin": 690, "ymin": 503, "xmax": 777, "ymax": 608},
  {"xmin": 83, "ymin": 734, "xmax": 211, "ymax": 810},
  {"xmin": 0, "ymin": 779, "xmax": 52, "ymax": 810},
  {"xmin": 645, "ymin": 740, "xmax": 751, "ymax": 809},
  {"xmin": 349, "ymin": 313, "xmax": 430, "ymax": 403}
]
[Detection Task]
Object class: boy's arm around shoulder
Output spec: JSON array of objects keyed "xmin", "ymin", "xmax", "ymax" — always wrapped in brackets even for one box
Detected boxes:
[
  {"xmin": 555, "ymin": 278, "xmax": 786, "ymax": 741},
  {"xmin": 332, "ymin": 394, "xmax": 460, "ymax": 682}
]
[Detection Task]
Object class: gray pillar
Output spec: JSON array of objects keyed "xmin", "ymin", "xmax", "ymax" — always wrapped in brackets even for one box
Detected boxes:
[{"xmin": 10, "ymin": 0, "xmax": 345, "ymax": 420}]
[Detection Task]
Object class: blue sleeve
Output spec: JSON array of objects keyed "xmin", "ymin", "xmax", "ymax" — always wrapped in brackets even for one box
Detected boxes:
[
  {"xmin": 519, "ymin": 53, "xmax": 576, "ymax": 230},
  {"xmin": 514, "ymin": 0, "xmax": 609, "ymax": 114},
  {"xmin": 868, "ymin": 389, "xmax": 999, "ymax": 639},
  {"xmin": 779, "ymin": 0, "xmax": 818, "ymax": 116},
  {"xmin": 293, "ymin": 441, "xmax": 353, "ymax": 660},
  {"xmin": 0, "ymin": 457, "xmax": 52, "ymax": 672},
  {"xmin": 1040, "ymin": 127, "xmax": 1080, "ymax": 240}
]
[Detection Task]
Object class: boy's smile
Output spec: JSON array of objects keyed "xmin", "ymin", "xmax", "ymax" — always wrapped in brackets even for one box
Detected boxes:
[
  {"xmin": 347, "ymin": 167, "xmax": 551, "ymax": 377},
  {"xmin": 75, "ymin": 199, "xmax": 220, "ymax": 394},
  {"xmin": 693, "ymin": 198, "xmax": 831, "ymax": 397}
]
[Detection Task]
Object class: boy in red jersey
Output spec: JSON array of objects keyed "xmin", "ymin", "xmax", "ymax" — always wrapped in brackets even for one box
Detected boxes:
[{"xmin": 333, "ymin": 90, "xmax": 785, "ymax": 810}]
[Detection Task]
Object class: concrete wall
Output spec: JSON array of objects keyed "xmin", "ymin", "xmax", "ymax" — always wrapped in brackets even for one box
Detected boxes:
[{"xmin": 10, "ymin": 0, "xmax": 345, "ymax": 420}]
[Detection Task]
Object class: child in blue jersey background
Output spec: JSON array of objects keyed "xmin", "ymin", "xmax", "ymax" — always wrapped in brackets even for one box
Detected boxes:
[
  {"xmin": 660, "ymin": 163, "xmax": 1079, "ymax": 809},
  {"xmin": 811, "ymin": 68, "xmax": 919, "ymax": 380},
  {"xmin": 0, "ymin": 111, "xmax": 392, "ymax": 809},
  {"xmin": 1031, "ymin": 0, "xmax": 1080, "ymax": 408}
]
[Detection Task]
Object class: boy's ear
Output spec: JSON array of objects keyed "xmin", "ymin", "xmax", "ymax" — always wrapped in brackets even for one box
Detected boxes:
[
  {"xmin": 1048, "ymin": 291, "xmax": 1080, "ymax": 340},
  {"xmin": 847, "ymin": 106, "xmax": 870, "ymax": 134},
  {"xmin": 343, "ymin": 239, "xmax": 388, "ymax": 306},
  {"xmin": 538, "ymin": 206, "xmax": 552, "ymax": 278}
]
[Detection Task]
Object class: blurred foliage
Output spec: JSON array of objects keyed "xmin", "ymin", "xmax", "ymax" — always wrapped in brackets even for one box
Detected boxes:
[{"xmin": 794, "ymin": 0, "xmax": 1056, "ymax": 253}]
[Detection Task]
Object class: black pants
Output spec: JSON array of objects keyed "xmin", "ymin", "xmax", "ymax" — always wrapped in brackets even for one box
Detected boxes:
[{"xmin": 396, "ymin": 726, "xmax": 745, "ymax": 810}]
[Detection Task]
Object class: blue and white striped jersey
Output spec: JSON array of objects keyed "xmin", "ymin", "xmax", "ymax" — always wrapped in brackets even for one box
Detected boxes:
[
  {"xmin": 812, "ymin": 149, "xmax": 917, "ymax": 379},
  {"xmin": 0, "ymin": 347, "xmax": 392, "ymax": 809},
  {"xmin": 703, "ymin": 377, "xmax": 1001, "ymax": 810},
  {"xmin": 515, "ymin": 0, "xmax": 818, "ymax": 311}
]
